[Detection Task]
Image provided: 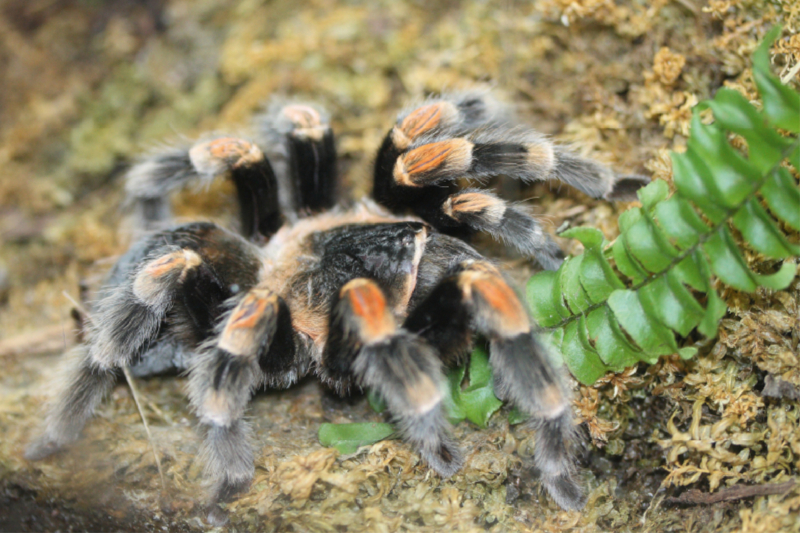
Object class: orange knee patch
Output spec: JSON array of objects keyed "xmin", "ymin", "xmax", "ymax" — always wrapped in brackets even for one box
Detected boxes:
[
  {"xmin": 341, "ymin": 279, "xmax": 395, "ymax": 343},
  {"xmin": 460, "ymin": 268, "xmax": 529, "ymax": 336},
  {"xmin": 391, "ymin": 102, "xmax": 457, "ymax": 150},
  {"xmin": 282, "ymin": 104, "xmax": 327, "ymax": 141},
  {"xmin": 190, "ymin": 137, "xmax": 264, "ymax": 175},
  {"xmin": 219, "ymin": 290, "xmax": 278, "ymax": 356},
  {"xmin": 133, "ymin": 249, "xmax": 202, "ymax": 304},
  {"xmin": 393, "ymin": 140, "xmax": 473, "ymax": 187},
  {"xmin": 444, "ymin": 192, "xmax": 506, "ymax": 224}
]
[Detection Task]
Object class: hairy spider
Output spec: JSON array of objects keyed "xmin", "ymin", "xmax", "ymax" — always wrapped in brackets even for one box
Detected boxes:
[{"xmin": 26, "ymin": 92, "xmax": 647, "ymax": 523}]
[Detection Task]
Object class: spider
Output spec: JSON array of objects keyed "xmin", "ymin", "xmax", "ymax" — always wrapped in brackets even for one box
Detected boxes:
[{"xmin": 25, "ymin": 91, "xmax": 647, "ymax": 523}]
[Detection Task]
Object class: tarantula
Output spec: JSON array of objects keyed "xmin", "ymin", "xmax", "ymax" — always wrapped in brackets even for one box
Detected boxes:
[{"xmin": 26, "ymin": 92, "xmax": 647, "ymax": 522}]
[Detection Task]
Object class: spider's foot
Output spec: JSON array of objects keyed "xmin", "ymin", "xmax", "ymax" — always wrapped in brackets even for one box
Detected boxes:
[
  {"xmin": 206, "ymin": 505, "xmax": 230, "ymax": 527},
  {"xmin": 24, "ymin": 437, "xmax": 62, "ymax": 461},
  {"xmin": 541, "ymin": 472, "xmax": 586, "ymax": 511},
  {"xmin": 404, "ymin": 408, "xmax": 464, "ymax": 477},
  {"xmin": 531, "ymin": 412, "xmax": 585, "ymax": 510},
  {"xmin": 205, "ymin": 472, "xmax": 252, "ymax": 525},
  {"xmin": 199, "ymin": 420, "xmax": 255, "ymax": 518}
]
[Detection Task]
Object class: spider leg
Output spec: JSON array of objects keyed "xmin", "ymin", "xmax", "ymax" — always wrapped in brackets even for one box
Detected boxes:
[
  {"xmin": 435, "ymin": 188, "xmax": 564, "ymax": 270},
  {"xmin": 125, "ymin": 137, "xmax": 283, "ymax": 240},
  {"xmin": 24, "ymin": 346, "xmax": 118, "ymax": 461},
  {"xmin": 26, "ymin": 245, "xmax": 204, "ymax": 459},
  {"xmin": 256, "ymin": 103, "xmax": 337, "ymax": 216},
  {"xmin": 26, "ymin": 223, "xmax": 261, "ymax": 460},
  {"xmin": 322, "ymin": 278, "xmax": 462, "ymax": 476},
  {"xmin": 188, "ymin": 286, "xmax": 306, "ymax": 512},
  {"xmin": 404, "ymin": 260, "xmax": 585, "ymax": 510}
]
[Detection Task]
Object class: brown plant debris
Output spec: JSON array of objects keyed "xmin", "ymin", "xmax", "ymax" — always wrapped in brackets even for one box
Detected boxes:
[{"xmin": 666, "ymin": 480, "xmax": 797, "ymax": 506}]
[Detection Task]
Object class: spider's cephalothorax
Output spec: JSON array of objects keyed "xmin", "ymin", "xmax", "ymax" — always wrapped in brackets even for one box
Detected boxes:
[{"xmin": 26, "ymin": 93, "xmax": 648, "ymax": 522}]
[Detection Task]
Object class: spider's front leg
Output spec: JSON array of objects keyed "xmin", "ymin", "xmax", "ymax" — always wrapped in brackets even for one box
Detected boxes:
[
  {"xmin": 188, "ymin": 285, "xmax": 307, "ymax": 522},
  {"xmin": 404, "ymin": 258, "xmax": 585, "ymax": 510},
  {"xmin": 321, "ymin": 278, "xmax": 463, "ymax": 476}
]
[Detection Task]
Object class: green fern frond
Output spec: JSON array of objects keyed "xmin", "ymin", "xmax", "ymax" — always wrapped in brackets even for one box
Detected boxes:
[{"xmin": 528, "ymin": 27, "xmax": 800, "ymax": 385}]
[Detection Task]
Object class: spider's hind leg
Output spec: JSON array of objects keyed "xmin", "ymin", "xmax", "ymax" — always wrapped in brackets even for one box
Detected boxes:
[
  {"xmin": 256, "ymin": 103, "xmax": 337, "ymax": 216},
  {"xmin": 404, "ymin": 259, "xmax": 585, "ymax": 510},
  {"xmin": 321, "ymin": 278, "xmax": 462, "ymax": 476},
  {"xmin": 24, "ymin": 346, "xmax": 117, "ymax": 461},
  {"xmin": 125, "ymin": 137, "xmax": 283, "ymax": 240}
]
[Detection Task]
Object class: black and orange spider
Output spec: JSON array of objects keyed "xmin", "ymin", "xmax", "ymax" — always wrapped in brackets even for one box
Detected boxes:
[{"xmin": 26, "ymin": 92, "xmax": 647, "ymax": 523}]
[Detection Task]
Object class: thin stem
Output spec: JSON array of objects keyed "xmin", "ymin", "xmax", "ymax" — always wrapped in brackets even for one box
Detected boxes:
[{"xmin": 122, "ymin": 365, "xmax": 167, "ymax": 493}]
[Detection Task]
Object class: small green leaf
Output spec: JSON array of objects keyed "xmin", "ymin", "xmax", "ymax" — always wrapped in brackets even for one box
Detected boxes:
[
  {"xmin": 671, "ymin": 150, "xmax": 727, "ymax": 223},
  {"xmin": 697, "ymin": 257, "xmax": 727, "ymax": 338},
  {"xmin": 655, "ymin": 196, "xmax": 711, "ymax": 249},
  {"xmin": 706, "ymin": 88, "xmax": 768, "ymax": 134},
  {"xmin": 637, "ymin": 274, "xmax": 704, "ymax": 338},
  {"xmin": 561, "ymin": 226, "xmax": 605, "ymax": 248},
  {"xmin": 442, "ymin": 364, "xmax": 467, "ymax": 424},
  {"xmin": 790, "ymin": 143, "xmax": 800, "ymax": 171},
  {"xmin": 753, "ymin": 261, "xmax": 798, "ymax": 291},
  {"xmin": 617, "ymin": 208, "xmax": 640, "ymax": 232},
  {"xmin": 687, "ymin": 113, "xmax": 760, "ymax": 206},
  {"xmin": 460, "ymin": 347, "xmax": 504, "ymax": 428},
  {"xmin": 638, "ymin": 179, "xmax": 670, "ymax": 212},
  {"xmin": 561, "ymin": 319, "xmax": 609, "ymax": 385},
  {"xmin": 585, "ymin": 307, "xmax": 641, "ymax": 369},
  {"xmin": 527, "ymin": 270, "xmax": 569, "ymax": 327},
  {"xmin": 753, "ymin": 27, "xmax": 800, "ymax": 133},
  {"xmin": 319, "ymin": 422, "xmax": 396, "ymax": 455},
  {"xmin": 673, "ymin": 252, "xmax": 707, "ymax": 291},
  {"xmin": 612, "ymin": 237, "xmax": 648, "ymax": 283},
  {"xmin": 579, "ymin": 248, "xmax": 625, "ymax": 303},
  {"xmin": 367, "ymin": 390, "xmax": 387, "ymax": 413},
  {"xmin": 464, "ymin": 347, "xmax": 493, "ymax": 389},
  {"xmin": 706, "ymin": 88, "xmax": 790, "ymax": 173},
  {"xmin": 703, "ymin": 227, "xmax": 758, "ymax": 292},
  {"xmin": 733, "ymin": 197, "xmax": 800, "ymax": 258},
  {"xmin": 762, "ymin": 166, "xmax": 800, "ymax": 231},
  {"xmin": 625, "ymin": 211, "xmax": 679, "ymax": 273},
  {"xmin": 608, "ymin": 290, "xmax": 677, "ymax": 360},
  {"xmin": 559, "ymin": 256, "xmax": 593, "ymax": 314}
]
